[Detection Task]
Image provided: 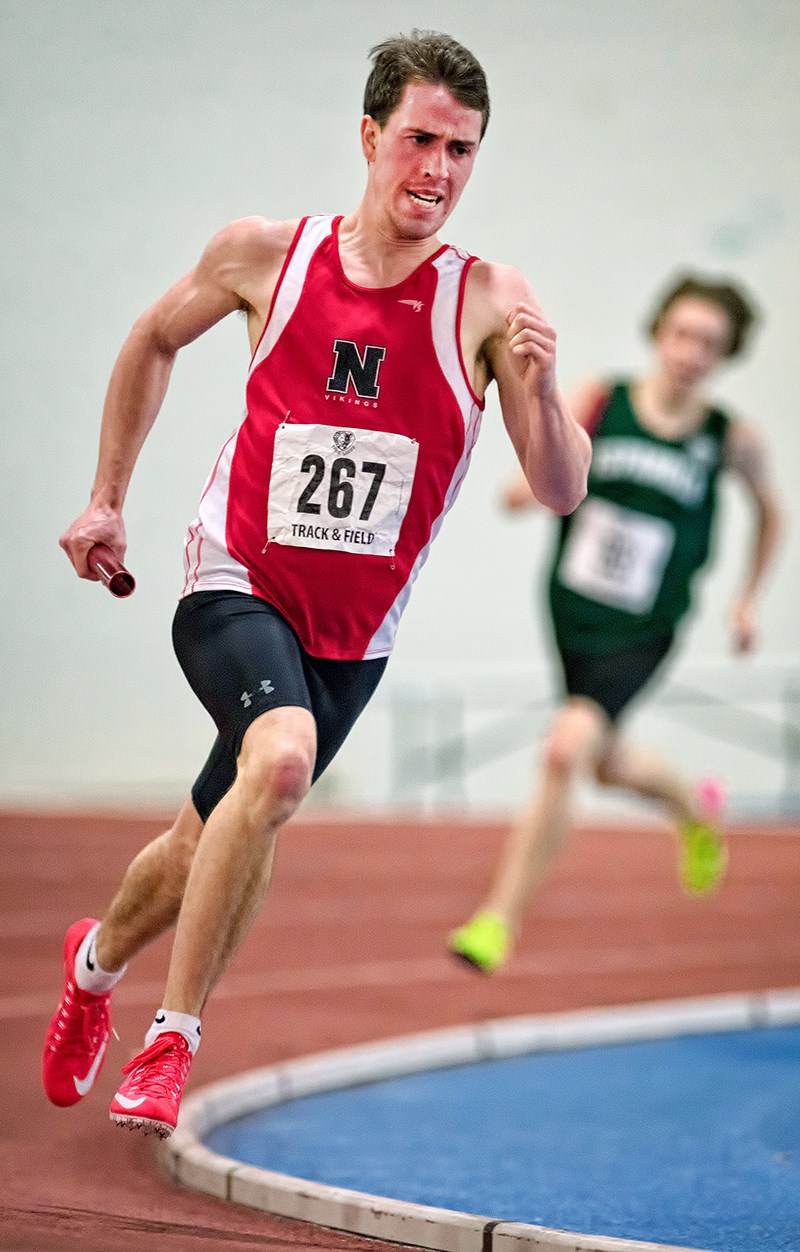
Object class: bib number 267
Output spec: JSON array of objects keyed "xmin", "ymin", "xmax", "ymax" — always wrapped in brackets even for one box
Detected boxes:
[
  {"xmin": 267, "ymin": 423, "xmax": 419, "ymax": 557},
  {"xmin": 297, "ymin": 455, "xmax": 386, "ymax": 522}
]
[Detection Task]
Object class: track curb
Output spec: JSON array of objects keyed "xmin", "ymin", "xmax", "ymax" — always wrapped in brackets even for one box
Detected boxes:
[{"xmin": 158, "ymin": 987, "xmax": 800, "ymax": 1252}]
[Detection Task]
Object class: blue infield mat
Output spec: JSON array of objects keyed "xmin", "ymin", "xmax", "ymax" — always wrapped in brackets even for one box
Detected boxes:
[{"xmin": 206, "ymin": 1022, "xmax": 800, "ymax": 1252}]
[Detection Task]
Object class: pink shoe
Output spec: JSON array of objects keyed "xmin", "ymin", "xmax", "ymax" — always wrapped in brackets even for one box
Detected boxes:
[
  {"xmin": 42, "ymin": 918, "xmax": 112, "ymax": 1107},
  {"xmin": 679, "ymin": 777, "xmax": 728, "ymax": 896},
  {"xmin": 109, "ymin": 1032, "xmax": 193, "ymax": 1138},
  {"xmin": 696, "ymin": 776, "xmax": 726, "ymax": 819}
]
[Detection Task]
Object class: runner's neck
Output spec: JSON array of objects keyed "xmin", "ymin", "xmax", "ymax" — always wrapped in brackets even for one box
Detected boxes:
[
  {"xmin": 336, "ymin": 207, "xmax": 444, "ymax": 289},
  {"xmin": 631, "ymin": 377, "xmax": 708, "ymax": 442}
]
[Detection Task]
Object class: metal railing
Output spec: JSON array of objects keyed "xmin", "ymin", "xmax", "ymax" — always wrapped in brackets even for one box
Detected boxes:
[{"xmin": 384, "ymin": 661, "xmax": 800, "ymax": 817}]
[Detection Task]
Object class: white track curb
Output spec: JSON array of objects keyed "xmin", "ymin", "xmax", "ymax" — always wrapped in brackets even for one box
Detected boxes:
[{"xmin": 157, "ymin": 988, "xmax": 800, "ymax": 1252}]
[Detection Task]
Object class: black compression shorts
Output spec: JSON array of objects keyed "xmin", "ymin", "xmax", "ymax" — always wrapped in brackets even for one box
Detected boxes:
[
  {"xmin": 172, "ymin": 591, "xmax": 387, "ymax": 822},
  {"xmin": 555, "ymin": 634, "xmax": 674, "ymax": 723}
]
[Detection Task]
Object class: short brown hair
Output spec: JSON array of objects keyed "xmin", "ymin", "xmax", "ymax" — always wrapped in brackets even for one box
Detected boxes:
[
  {"xmin": 364, "ymin": 30, "xmax": 490, "ymax": 139},
  {"xmin": 647, "ymin": 273, "xmax": 759, "ymax": 358}
]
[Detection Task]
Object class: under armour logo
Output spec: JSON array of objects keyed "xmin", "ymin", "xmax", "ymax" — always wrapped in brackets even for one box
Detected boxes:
[
  {"xmin": 241, "ymin": 679, "xmax": 275, "ymax": 708},
  {"xmin": 397, "ymin": 299, "xmax": 423, "ymax": 312}
]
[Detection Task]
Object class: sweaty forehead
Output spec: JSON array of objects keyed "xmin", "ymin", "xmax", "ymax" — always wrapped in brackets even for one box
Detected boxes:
[{"xmin": 391, "ymin": 80, "xmax": 482, "ymax": 140}]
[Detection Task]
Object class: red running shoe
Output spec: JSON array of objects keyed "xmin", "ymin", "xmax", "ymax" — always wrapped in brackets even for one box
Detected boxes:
[
  {"xmin": 42, "ymin": 917, "xmax": 112, "ymax": 1107},
  {"xmin": 109, "ymin": 1032, "xmax": 193, "ymax": 1137}
]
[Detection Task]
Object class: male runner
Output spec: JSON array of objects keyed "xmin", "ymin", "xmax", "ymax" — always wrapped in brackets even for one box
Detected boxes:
[
  {"xmin": 42, "ymin": 31, "xmax": 591, "ymax": 1137},
  {"xmin": 449, "ymin": 274, "xmax": 781, "ymax": 973}
]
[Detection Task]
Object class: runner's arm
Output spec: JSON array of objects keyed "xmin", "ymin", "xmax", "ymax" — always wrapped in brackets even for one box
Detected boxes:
[
  {"xmin": 723, "ymin": 419, "xmax": 782, "ymax": 652},
  {"xmin": 501, "ymin": 377, "xmax": 604, "ymax": 512},
  {"xmin": 482, "ymin": 267, "xmax": 591, "ymax": 515},
  {"xmin": 60, "ymin": 217, "xmax": 289, "ymax": 578}
]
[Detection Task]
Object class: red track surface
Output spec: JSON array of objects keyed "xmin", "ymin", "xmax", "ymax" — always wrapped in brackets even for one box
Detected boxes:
[{"xmin": 2, "ymin": 809, "xmax": 799, "ymax": 1251}]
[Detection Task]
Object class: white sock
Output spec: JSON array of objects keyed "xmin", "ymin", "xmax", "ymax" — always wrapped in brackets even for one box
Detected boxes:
[
  {"xmin": 145, "ymin": 1009, "xmax": 202, "ymax": 1055},
  {"xmin": 74, "ymin": 922, "xmax": 127, "ymax": 995}
]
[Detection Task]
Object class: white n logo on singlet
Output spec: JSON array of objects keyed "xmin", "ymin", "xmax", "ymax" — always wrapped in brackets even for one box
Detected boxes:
[{"xmin": 326, "ymin": 340, "xmax": 387, "ymax": 400}]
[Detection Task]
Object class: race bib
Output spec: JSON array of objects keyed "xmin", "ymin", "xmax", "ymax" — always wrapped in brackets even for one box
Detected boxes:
[
  {"xmin": 267, "ymin": 423, "xmax": 419, "ymax": 556},
  {"xmin": 557, "ymin": 497, "xmax": 675, "ymax": 614}
]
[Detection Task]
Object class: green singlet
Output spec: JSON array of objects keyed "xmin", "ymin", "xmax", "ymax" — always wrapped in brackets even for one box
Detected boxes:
[{"xmin": 548, "ymin": 381, "xmax": 729, "ymax": 655}]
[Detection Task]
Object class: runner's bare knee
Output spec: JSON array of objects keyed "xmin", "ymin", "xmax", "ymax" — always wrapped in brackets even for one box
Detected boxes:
[
  {"xmin": 238, "ymin": 714, "xmax": 315, "ymax": 828},
  {"xmin": 544, "ymin": 701, "xmax": 605, "ymax": 777},
  {"xmin": 543, "ymin": 719, "xmax": 583, "ymax": 776}
]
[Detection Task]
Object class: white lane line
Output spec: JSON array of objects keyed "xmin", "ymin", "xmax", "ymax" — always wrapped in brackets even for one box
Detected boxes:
[
  {"xmin": 2, "ymin": 935, "xmax": 794, "ymax": 1021},
  {"xmin": 0, "ymin": 882, "xmax": 794, "ymax": 939}
]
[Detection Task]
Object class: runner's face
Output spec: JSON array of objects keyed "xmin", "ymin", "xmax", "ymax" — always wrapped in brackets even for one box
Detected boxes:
[
  {"xmin": 362, "ymin": 81, "xmax": 482, "ymax": 239},
  {"xmin": 653, "ymin": 297, "xmax": 733, "ymax": 391}
]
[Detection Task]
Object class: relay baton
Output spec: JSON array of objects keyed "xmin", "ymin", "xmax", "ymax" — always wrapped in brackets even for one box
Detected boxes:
[{"xmin": 86, "ymin": 543, "xmax": 136, "ymax": 598}]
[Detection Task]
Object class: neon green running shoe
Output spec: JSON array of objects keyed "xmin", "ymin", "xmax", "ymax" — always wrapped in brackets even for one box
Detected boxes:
[
  {"xmin": 448, "ymin": 910, "xmax": 510, "ymax": 973},
  {"xmin": 679, "ymin": 778, "xmax": 728, "ymax": 897}
]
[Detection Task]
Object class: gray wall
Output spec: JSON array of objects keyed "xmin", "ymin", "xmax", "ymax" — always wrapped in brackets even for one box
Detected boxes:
[{"xmin": 1, "ymin": 0, "xmax": 797, "ymax": 809}]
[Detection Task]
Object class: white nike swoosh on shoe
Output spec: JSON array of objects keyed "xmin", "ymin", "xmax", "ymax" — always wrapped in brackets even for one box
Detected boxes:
[
  {"xmin": 73, "ymin": 1039, "xmax": 108, "ymax": 1097},
  {"xmin": 113, "ymin": 1091, "xmax": 148, "ymax": 1109}
]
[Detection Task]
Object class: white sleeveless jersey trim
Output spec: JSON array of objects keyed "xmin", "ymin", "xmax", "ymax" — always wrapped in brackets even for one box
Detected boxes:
[
  {"xmin": 182, "ymin": 217, "xmax": 335, "ymax": 599},
  {"xmin": 430, "ymin": 247, "xmax": 481, "ymax": 414},
  {"xmin": 364, "ymin": 248, "xmax": 484, "ymax": 658},
  {"xmin": 182, "ymin": 424, "xmax": 251, "ymax": 596},
  {"xmin": 249, "ymin": 215, "xmax": 335, "ymax": 378}
]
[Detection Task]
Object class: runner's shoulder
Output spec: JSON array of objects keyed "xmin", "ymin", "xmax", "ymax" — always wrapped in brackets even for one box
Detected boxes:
[
  {"xmin": 464, "ymin": 260, "xmax": 539, "ymax": 338},
  {"xmin": 199, "ymin": 216, "xmax": 302, "ymax": 276},
  {"xmin": 467, "ymin": 260, "xmax": 534, "ymax": 307}
]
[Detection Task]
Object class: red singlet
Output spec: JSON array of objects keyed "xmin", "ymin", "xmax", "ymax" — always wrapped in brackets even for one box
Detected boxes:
[{"xmin": 182, "ymin": 214, "xmax": 485, "ymax": 660}]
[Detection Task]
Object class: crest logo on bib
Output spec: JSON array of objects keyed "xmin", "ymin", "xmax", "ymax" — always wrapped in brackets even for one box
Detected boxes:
[{"xmin": 332, "ymin": 429, "xmax": 356, "ymax": 454}]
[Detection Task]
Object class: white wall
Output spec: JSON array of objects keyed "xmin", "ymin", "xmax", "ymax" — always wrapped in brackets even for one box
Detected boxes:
[{"xmin": 1, "ymin": 0, "xmax": 797, "ymax": 810}]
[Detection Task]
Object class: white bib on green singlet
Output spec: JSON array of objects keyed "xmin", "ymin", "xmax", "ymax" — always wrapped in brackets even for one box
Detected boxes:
[{"xmin": 558, "ymin": 496, "xmax": 676, "ymax": 614}]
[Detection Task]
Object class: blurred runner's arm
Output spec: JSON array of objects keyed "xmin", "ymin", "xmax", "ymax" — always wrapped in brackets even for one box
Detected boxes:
[{"xmin": 723, "ymin": 419, "xmax": 783, "ymax": 653}]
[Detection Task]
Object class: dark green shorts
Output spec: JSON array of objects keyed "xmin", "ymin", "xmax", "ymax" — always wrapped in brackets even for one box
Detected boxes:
[{"xmin": 555, "ymin": 634, "xmax": 674, "ymax": 722}]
